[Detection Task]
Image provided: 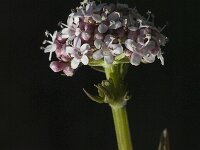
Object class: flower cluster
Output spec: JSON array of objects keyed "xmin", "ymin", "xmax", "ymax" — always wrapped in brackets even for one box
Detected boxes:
[{"xmin": 42, "ymin": 0, "xmax": 167, "ymax": 76}]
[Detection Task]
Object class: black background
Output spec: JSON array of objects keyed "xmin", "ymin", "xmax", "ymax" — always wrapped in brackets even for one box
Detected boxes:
[{"xmin": 3, "ymin": 0, "xmax": 200, "ymax": 150}]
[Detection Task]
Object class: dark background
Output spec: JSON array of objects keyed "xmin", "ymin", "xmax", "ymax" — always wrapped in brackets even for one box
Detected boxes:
[{"xmin": 3, "ymin": 0, "xmax": 200, "ymax": 149}]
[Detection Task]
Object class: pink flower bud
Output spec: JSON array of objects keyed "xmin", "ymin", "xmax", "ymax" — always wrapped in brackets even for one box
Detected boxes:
[
  {"xmin": 50, "ymin": 61, "xmax": 67, "ymax": 72},
  {"xmin": 63, "ymin": 66, "xmax": 74, "ymax": 76}
]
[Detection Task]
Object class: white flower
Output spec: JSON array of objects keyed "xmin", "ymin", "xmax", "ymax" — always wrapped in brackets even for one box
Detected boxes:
[
  {"xmin": 61, "ymin": 16, "xmax": 81, "ymax": 40},
  {"xmin": 92, "ymin": 35, "xmax": 123, "ymax": 64},
  {"xmin": 43, "ymin": 31, "xmax": 57, "ymax": 60},
  {"xmin": 66, "ymin": 37, "xmax": 90, "ymax": 69}
]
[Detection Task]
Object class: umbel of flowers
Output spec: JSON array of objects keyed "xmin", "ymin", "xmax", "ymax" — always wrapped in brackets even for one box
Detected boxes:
[{"xmin": 42, "ymin": 0, "xmax": 167, "ymax": 77}]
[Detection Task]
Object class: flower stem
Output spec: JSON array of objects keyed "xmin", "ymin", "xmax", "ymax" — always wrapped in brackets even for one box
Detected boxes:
[
  {"xmin": 104, "ymin": 63, "xmax": 133, "ymax": 150},
  {"xmin": 111, "ymin": 106, "xmax": 133, "ymax": 150}
]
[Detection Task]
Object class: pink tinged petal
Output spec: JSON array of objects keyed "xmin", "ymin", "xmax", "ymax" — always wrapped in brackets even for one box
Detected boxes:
[
  {"xmin": 128, "ymin": 26, "xmax": 138, "ymax": 31},
  {"xmin": 55, "ymin": 48, "xmax": 62, "ymax": 58},
  {"xmin": 137, "ymin": 35, "xmax": 145, "ymax": 45},
  {"xmin": 65, "ymin": 46, "xmax": 74, "ymax": 54},
  {"xmin": 61, "ymin": 28, "xmax": 71, "ymax": 38},
  {"xmin": 143, "ymin": 54, "xmax": 156, "ymax": 63},
  {"xmin": 125, "ymin": 39, "xmax": 135, "ymax": 52},
  {"xmin": 142, "ymin": 41, "xmax": 156, "ymax": 55},
  {"xmin": 74, "ymin": 17, "xmax": 79, "ymax": 25},
  {"xmin": 92, "ymin": 14, "xmax": 102, "ymax": 23},
  {"xmin": 63, "ymin": 66, "xmax": 74, "ymax": 76},
  {"xmin": 80, "ymin": 43, "xmax": 90, "ymax": 53},
  {"xmin": 75, "ymin": 28, "xmax": 81, "ymax": 36},
  {"xmin": 108, "ymin": 12, "xmax": 120, "ymax": 21},
  {"xmin": 73, "ymin": 37, "xmax": 81, "ymax": 49},
  {"xmin": 81, "ymin": 55, "xmax": 89, "ymax": 65},
  {"xmin": 81, "ymin": 32, "xmax": 91, "ymax": 41},
  {"xmin": 128, "ymin": 31, "xmax": 137, "ymax": 40},
  {"xmin": 60, "ymin": 50, "xmax": 71, "ymax": 62},
  {"xmin": 85, "ymin": 24, "xmax": 94, "ymax": 33},
  {"xmin": 104, "ymin": 55, "xmax": 114, "ymax": 64},
  {"xmin": 130, "ymin": 53, "xmax": 142, "ymax": 66},
  {"xmin": 111, "ymin": 44, "xmax": 123, "ymax": 55},
  {"xmin": 92, "ymin": 50, "xmax": 103, "ymax": 60},
  {"xmin": 94, "ymin": 33, "xmax": 104, "ymax": 40},
  {"xmin": 86, "ymin": 2, "xmax": 94, "ymax": 15},
  {"xmin": 94, "ymin": 39, "xmax": 103, "ymax": 49},
  {"xmin": 71, "ymin": 58, "xmax": 80, "ymax": 69},
  {"xmin": 109, "ymin": 21, "xmax": 122, "ymax": 29},
  {"xmin": 98, "ymin": 23, "xmax": 108, "ymax": 33},
  {"xmin": 104, "ymin": 34, "xmax": 114, "ymax": 45},
  {"xmin": 50, "ymin": 61, "xmax": 67, "ymax": 72},
  {"xmin": 67, "ymin": 16, "xmax": 73, "ymax": 26}
]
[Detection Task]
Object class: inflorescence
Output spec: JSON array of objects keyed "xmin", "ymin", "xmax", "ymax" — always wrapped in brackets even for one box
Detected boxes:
[{"xmin": 41, "ymin": 0, "xmax": 167, "ymax": 76}]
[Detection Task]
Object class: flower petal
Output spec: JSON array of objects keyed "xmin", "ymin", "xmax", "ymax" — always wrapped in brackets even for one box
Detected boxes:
[
  {"xmin": 81, "ymin": 32, "xmax": 91, "ymax": 41},
  {"xmin": 108, "ymin": 12, "xmax": 120, "ymax": 21},
  {"xmin": 130, "ymin": 52, "xmax": 142, "ymax": 66},
  {"xmin": 67, "ymin": 16, "xmax": 73, "ymax": 26},
  {"xmin": 75, "ymin": 28, "xmax": 81, "ymax": 36},
  {"xmin": 111, "ymin": 44, "xmax": 123, "ymax": 55},
  {"xmin": 74, "ymin": 17, "xmax": 79, "ymax": 25},
  {"xmin": 71, "ymin": 58, "xmax": 80, "ymax": 69},
  {"xmin": 92, "ymin": 14, "xmax": 102, "ymax": 23},
  {"xmin": 125, "ymin": 39, "xmax": 135, "ymax": 52},
  {"xmin": 104, "ymin": 34, "xmax": 114, "ymax": 45},
  {"xmin": 128, "ymin": 26, "xmax": 138, "ymax": 31},
  {"xmin": 52, "ymin": 31, "xmax": 57, "ymax": 42},
  {"xmin": 92, "ymin": 50, "xmax": 103, "ymax": 60},
  {"xmin": 109, "ymin": 21, "xmax": 122, "ymax": 29},
  {"xmin": 63, "ymin": 66, "xmax": 74, "ymax": 76},
  {"xmin": 98, "ymin": 23, "xmax": 108, "ymax": 33},
  {"xmin": 144, "ymin": 41, "xmax": 156, "ymax": 51},
  {"xmin": 66, "ymin": 46, "xmax": 74, "ymax": 54},
  {"xmin": 104, "ymin": 55, "xmax": 114, "ymax": 64},
  {"xmin": 73, "ymin": 37, "xmax": 81, "ymax": 49},
  {"xmin": 50, "ymin": 61, "xmax": 67, "ymax": 72},
  {"xmin": 61, "ymin": 28, "xmax": 76, "ymax": 39},
  {"xmin": 80, "ymin": 43, "xmax": 90, "ymax": 53},
  {"xmin": 81, "ymin": 55, "xmax": 89, "ymax": 65},
  {"xmin": 143, "ymin": 54, "xmax": 156, "ymax": 63},
  {"xmin": 94, "ymin": 39, "xmax": 103, "ymax": 49}
]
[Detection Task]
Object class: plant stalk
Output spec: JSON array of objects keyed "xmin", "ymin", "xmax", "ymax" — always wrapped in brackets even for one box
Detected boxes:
[
  {"xmin": 111, "ymin": 106, "xmax": 133, "ymax": 150},
  {"xmin": 104, "ymin": 63, "xmax": 133, "ymax": 150}
]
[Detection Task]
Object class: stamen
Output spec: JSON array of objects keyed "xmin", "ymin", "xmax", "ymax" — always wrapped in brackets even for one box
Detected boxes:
[
  {"xmin": 160, "ymin": 22, "xmax": 168, "ymax": 32},
  {"xmin": 58, "ymin": 21, "xmax": 68, "ymax": 28},
  {"xmin": 46, "ymin": 40, "xmax": 53, "ymax": 44},
  {"xmin": 137, "ymin": 19, "xmax": 143, "ymax": 27},
  {"xmin": 45, "ymin": 30, "xmax": 50, "ymax": 37},
  {"xmin": 146, "ymin": 10, "xmax": 151, "ymax": 21},
  {"xmin": 42, "ymin": 40, "xmax": 47, "ymax": 44},
  {"xmin": 40, "ymin": 46, "xmax": 45, "ymax": 50}
]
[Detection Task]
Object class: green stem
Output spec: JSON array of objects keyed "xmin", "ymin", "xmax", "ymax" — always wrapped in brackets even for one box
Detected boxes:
[
  {"xmin": 111, "ymin": 106, "xmax": 133, "ymax": 150},
  {"xmin": 104, "ymin": 64, "xmax": 133, "ymax": 150}
]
